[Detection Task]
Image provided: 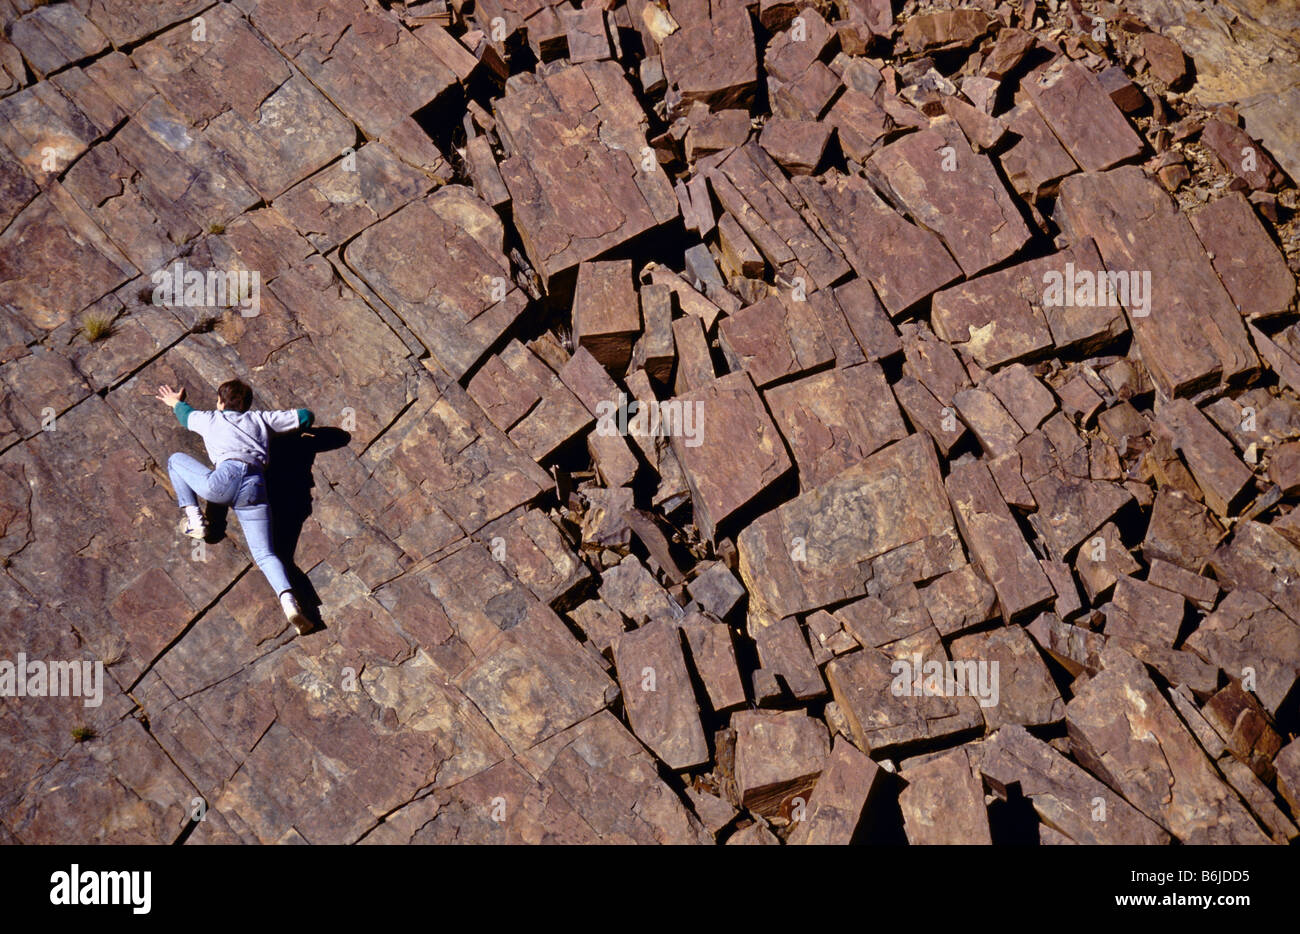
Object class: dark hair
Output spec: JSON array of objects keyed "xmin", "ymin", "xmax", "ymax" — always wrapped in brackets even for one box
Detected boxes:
[{"xmin": 218, "ymin": 379, "xmax": 252, "ymax": 412}]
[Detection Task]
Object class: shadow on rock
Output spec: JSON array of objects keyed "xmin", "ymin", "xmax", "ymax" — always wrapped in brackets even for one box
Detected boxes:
[{"xmin": 265, "ymin": 426, "xmax": 351, "ymax": 629}]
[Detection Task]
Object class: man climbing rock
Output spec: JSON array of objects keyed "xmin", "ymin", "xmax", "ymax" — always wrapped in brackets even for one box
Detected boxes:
[{"xmin": 156, "ymin": 378, "xmax": 314, "ymax": 636}]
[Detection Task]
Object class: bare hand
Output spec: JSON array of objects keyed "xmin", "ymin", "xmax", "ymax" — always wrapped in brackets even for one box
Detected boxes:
[{"xmin": 155, "ymin": 384, "xmax": 184, "ymax": 406}]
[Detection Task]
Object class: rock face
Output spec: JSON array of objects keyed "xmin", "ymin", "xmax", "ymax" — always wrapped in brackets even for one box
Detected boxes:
[{"xmin": 1, "ymin": 0, "xmax": 1297, "ymax": 848}]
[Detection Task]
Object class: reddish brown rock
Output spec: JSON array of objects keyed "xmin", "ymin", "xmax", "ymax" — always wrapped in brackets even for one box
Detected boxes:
[
  {"xmin": 1057, "ymin": 166, "xmax": 1258, "ymax": 397},
  {"xmin": 1065, "ymin": 646, "xmax": 1270, "ymax": 844},
  {"xmin": 1143, "ymin": 489, "xmax": 1224, "ymax": 571},
  {"xmin": 612, "ymin": 618, "xmax": 709, "ymax": 769},
  {"xmin": 1075, "ymin": 522, "xmax": 1141, "ymax": 602},
  {"xmin": 1186, "ymin": 589, "xmax": 1300, "ymax": 717},
  {"xmin": 1025, "ymin": 59, "xmax": 1144, "ymax": 172},
  {"xmin": 670, "ymin": 371, "xmax": 792, "ymax": 543},
  {"xmin": 1209, "ymin": 520, "xmax": 1300, "ymax": 624},
  {"xmin": 945, "ymin": 460, "xmax": 1054, "ymax": 621},
  {"xmin": 900, "ymin": 10, "xmax": 992, "ymax": 53},
  {"xmin": 1141, "ymin": 32, "xmax": 1189, "ymax": 88},
  {"xmin": 950, "ymin": 626, "xmax": 1064, "ymax": 730},
  {"xmin": 679, "ymin": 611, "xmax": 747, "ymax": 713},
  {"xmin": 739, "ymin": 434, "xmax": 964, "ymax": 621},
  {"xmin": 573, "ymin": 260, "xmax": 641, "ymax": 374},
  {"xmin": 787, "ymin": 737, "xmax": 883, "ymax": 845},
  {"xmin": 758, "ymin": 117, "xmax": 832, "ymax": 175},
  {"xmin": 794, "ymin": 172, "xmax": 961, "ymax": 316},
  {"xmin": 1190, "ymin": 192, "xmax": 1295, "ymax": 320},
  {"xmin": 865, "ymin": 118, "xmax": 1031, "ymax": 276},
  {"xmin": 763, "ymin": 364, "xmax": 908, "ymax": 490},
  {"xmin": 898, "ymin": 746, "xmax": 991, "ymax": 844},
  {"xmin": 732, "ymin": 709, "xmax": 831, "ymax": 817},
  {"xmin": 826, "ymin": 629, "xmax": 984, "ymax": 755},
  {"xmin": 710, "ymin": 144, "xmax": 850, "ymax": 290},
  {"xmin": 751, "ymin": 615, "xmax": 826, "ymax": 701},
  {"xmin": 999, "ymin": 101, "xmax": 1080, "ymax": 199},
  {"xmin": 662, "ymin": 7, "xmax": 758, "ymax": 111},
  {"xmin": 1201, "ymin": 119, "xmax": 1285, "ymax": 191},
  {"xmin": 980, "ymin": 724, "xmax": 1171, "ymax": 845},
  {"xmin": 1201, "ymin": 682, "xmax": 1284, "ymax": 781},
  {"xmin": 495, "ymin": 61, "xmax": 677, "ymax": 289},
  {"xmin": 717, "ymin": 292, "xmax": 834, "ymax": 388}
]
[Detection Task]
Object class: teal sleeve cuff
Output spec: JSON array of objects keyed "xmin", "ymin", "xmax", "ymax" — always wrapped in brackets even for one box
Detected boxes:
[
  {"xmin": 174, "ymin": 401, "xmax": 194, "ymax": 428},
  {"xmin": 297, "ymin": 408, "xmax": 313, "ymax": 429}
]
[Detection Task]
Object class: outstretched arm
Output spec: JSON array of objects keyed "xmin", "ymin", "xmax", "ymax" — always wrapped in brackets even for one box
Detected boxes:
[
  {"xmin": 258, "ymin": 408, "xmax": 314, "ymax": 433},
  {"xmin": 155, "ymin": 384, "xmax": 195, "ymax": 428}
]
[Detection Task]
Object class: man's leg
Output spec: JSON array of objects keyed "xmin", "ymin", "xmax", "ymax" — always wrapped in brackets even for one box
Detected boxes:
[
  {"xmin": 167, "ymin": 453, "xmax": 241, "ymax": 505},
  {"xmin": 232, "ymin": 502, "xmax": 310, "ymax": 634},
  {"xmin": 167, "ymin": 452, "xmax": 208, "ymax": 508},
  {"xmin": 230, "ymin": 503, "xmax": 294, "ymax": 596},
  {"xmin": 231, "ymin": 474, "xmax": 310, "ymax": 634}
]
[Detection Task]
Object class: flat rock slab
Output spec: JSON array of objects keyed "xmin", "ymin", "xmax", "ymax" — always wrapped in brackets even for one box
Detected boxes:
[
  {"xmin": 826, "ymin": 630, "xmax": 984, "ymax": 756},
  {"xmin": 520, "ymin": 711, "xmax": 710, "ymax": 844},
  {"xmin": 794, "ymin": 172, "xmax": 961, "ymax": 316},
  {"xmin": 710, "ymin": 144, "xmax": 851, "ymax": 290},
  {"xmin": 679, "ymin": 612, "xmax": 747, "ymax": 713},
  {"xmin": 134, "ymin": 8, "xmax": 358, "ymax": 201},
  {"xmin": 669, "ymin": 370, "xmax": 792, "ymax": 542},
  {"xmin": 573, "ymin": 260, "xmax": 640, "ymax": 373},
  {"xmin": 244, "ymin": 0, "xmax": 459, "ymax": 141},
  {"xmin": 945, "ymin": 460, "xmax": 1055, "ymax": 621},
  {"xmin": 0, "ymin": 185, "xmax": 138, "ymax": 334},
  {"xmin": 932, "ymin": 239, "xmax": 1127, "ymax": 368},
  {"xmin": 1186, "ymin": 588, "xmax": 1300, "ymax": 717},
  {"xmin": 786, "ymin": 736, "xmax": 883, "ymax": 845},
  {"xmin": 739, "ymin": 433, "xmax": 964, "ymax": 621},
  {"xmin": 1056, "ymin": 166, "xmax": 1258, "ymax": 397},
  {"xmin": 495, "ymin": 61, "xmax": 678, "ymax": 290},
  {"xmin": 1066, "ymin": 646, "xmax": 1270, "ymax": 844},
  {"xmin": 272, "ymin": 142, "xmax": 433, "ymax": 253},
  {"xmin": 950, "ymin": 626, "xmax": 1064, "ymax": 730},
  {"xmin": 598, "ymin": 555, "xmax": 680, "ymax": 626},
  {"xmin": 865, "ymin": 118, "xmax": 1031, "ymax": 276},
  {"xmin": 1155, "ymin": 398, "xmax": 1253, "ymax": 516},
  {"xmin": 612, "ymin": 618, "xmax": 709, "ymax": 769},
  {"xmin": 1209, "ymin": 520, "xmax": 1300, "ymax": 625},
  {"xmin": 358, "ymin": 377, "xmax": 551, "ymax": 536},
  {"xmin": 661, "ymin": 7, "xmax": 758, "ymax": 111},
  {"xmin": 751, "ymin": 615, "xmax": 826, "ymax": 701},
  {"xmin": 999, "ymin": 101, "xmax": 1079, "ymax": 199},
  {"xmin": 346, "ymin": 187, "xmax": 528, "ymax": 380},
  {"xmin": 980, "ymin": 724, "xmax": 1171, "ymax": 844},
  {"xmin": 1190, "ymin": 192, "xmax": 1295, "ymax": 320},
  {"xmin": 899, "ymin": 746, "xmax": 991, "ymax": 844},
  {"xmin": 1026, "ymin": 471, "xmax": 1135, "ymax": 561},
  {"xmin": 718, "ymin": 292, "xmax": 834, "ymax": 388},
  {"xmin": 763, "ymin": 363, "xmax": 909, "ymax": 490},
  {"xmin": 1025, "ymin": 59, "xmax": 1144, "ymax": 172},
  {"xmin": 732, "ymin": 708, "xmax": 830, "ymax": 817}
]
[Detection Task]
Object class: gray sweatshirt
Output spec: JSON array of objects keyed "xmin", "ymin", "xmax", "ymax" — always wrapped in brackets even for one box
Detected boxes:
[{"xmin": 174, "ymin": 402, "xmax": 313, "ymax": 469}]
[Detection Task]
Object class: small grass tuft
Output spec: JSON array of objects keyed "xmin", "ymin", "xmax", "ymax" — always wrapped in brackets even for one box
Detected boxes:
[
  {"xmin": 206, "ymin": 222, "xmax": 226, "ymax": 235},
  {"xmin": 71, "ymin": 725, "xmax": 96, "ymax": 743},
  {"xmin": 81, "ymin": 313, "xmax": 114, "ymax": 342}
]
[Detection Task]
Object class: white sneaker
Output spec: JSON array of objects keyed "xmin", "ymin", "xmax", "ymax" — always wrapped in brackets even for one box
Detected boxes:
[
  {"xmin": 280, "ymin": 591, "xmax": 311, "ymax": 635},
  {"xmin": 180, "ymin": 511, "xmax": 207, "ymax": 540}
]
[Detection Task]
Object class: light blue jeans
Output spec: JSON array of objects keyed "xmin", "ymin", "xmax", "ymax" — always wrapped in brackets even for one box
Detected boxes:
[{"xmin": 167, "ymin": 453, "xmax": 293, "ymax": 595}]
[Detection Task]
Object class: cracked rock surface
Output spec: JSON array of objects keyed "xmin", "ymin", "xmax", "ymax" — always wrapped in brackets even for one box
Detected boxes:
[{"xmin": 1, "ymin": 0, "xmax": 1299, "ymax": 845}]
